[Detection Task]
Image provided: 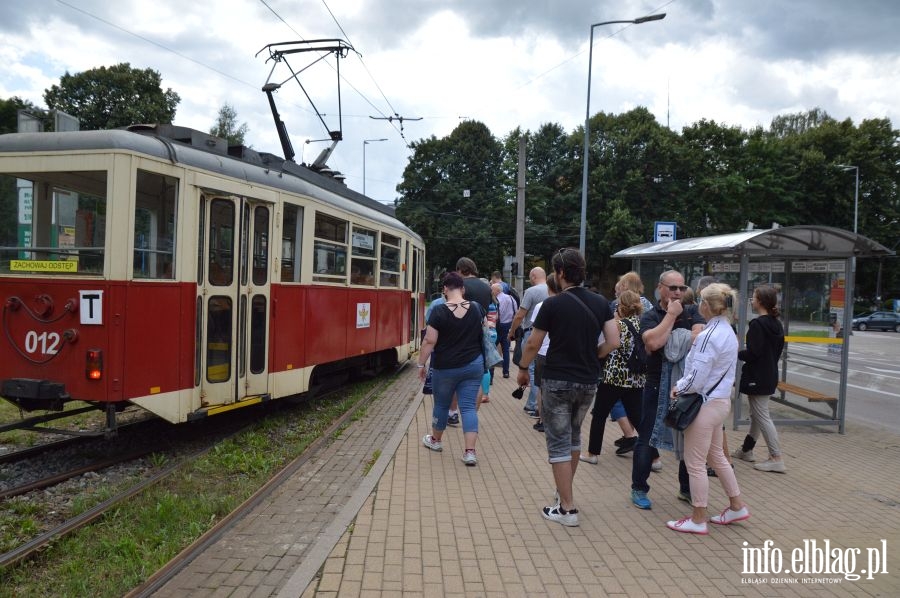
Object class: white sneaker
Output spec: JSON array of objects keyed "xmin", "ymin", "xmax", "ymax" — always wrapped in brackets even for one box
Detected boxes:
[
  {"xmin": 732, "ymin": 448, "xmax": 756, "ymax": 462},
  {"xmin": 710, "ymin": 506, "xmax": 751, "ymax": 525},
  {"xmin": 461, "ymin": 450, "xmax": 477, "ymax": 466},
  {"xmin": 422, "ymin": 434, "xmax": 442, "ymax": 452},
  {"xmin": 754, "ymin": 459, "xmax": 786, "ymax": 473},
  {"xmin": 666, "ymin": 516, "xmax": 708, "ymax": 535},
  {"xmin": 651, "ymin": 460, "xmax": 663, "ymax": 472},
  {"xmin": 542, "ymin": 504, "xmax": 579, "ymax": 527}
]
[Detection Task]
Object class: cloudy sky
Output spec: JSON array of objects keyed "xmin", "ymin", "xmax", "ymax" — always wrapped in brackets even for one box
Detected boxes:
[{"xmin": 2, "ymin": 0, "xmax": 898, "ymax": 204}]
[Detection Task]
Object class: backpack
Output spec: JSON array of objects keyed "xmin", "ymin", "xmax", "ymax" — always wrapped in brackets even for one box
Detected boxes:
[
  {"xmin": 507, "ymin": 287, "xmax": 520, "ymax": 311},
  {"xmin": 621, "ymin": 318, "xmax": 647, "ymax": 375}
]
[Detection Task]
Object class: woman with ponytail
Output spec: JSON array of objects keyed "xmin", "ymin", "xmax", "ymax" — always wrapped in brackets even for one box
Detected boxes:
[{"xmin": 733, "ymin": 285, "xmax": 787, "ymax": 473}]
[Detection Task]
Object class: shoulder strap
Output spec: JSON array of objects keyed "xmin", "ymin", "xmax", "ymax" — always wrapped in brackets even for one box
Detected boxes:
[
  {"xmin": 704, "ymin": 371, "xmax": 728, "ymax": 396},
  {"xmin": 622, "ymin": 317, "xmax": 639, "ymax": 338},
  {"xmin": 564, "ymin": 290, "xmax": 600, "ymax": 329}
]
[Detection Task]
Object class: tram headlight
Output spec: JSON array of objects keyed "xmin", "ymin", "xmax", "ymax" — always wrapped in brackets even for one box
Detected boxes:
[{"xmin": 86, "ymin": 349, "xmax": 103, "ymax": 380}]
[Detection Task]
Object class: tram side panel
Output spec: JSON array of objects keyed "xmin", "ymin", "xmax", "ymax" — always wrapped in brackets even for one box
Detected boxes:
[
  {"xmin": 1, "ymin": 280, "xmax": 116, "ymax": 409},
  {"xmin": 121, "ymin": 282, "xmax": 195, "ymax": 405}
]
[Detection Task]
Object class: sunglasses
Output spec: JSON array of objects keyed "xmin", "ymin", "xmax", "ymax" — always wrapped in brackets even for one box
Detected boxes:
[{"xmin": 664, "ymin": 285, "xmax": 689, "ymax": 292}]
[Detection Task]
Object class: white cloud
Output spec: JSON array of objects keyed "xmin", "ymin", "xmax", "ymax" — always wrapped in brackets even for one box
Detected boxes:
[{"xmin": 1, "ymin": 0, "xmax": 898, "ymax": 204}]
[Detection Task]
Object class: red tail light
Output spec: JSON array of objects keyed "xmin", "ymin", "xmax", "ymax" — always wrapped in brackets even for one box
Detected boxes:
[{"xmin": 86, "ymin": 349, "xmax": 103, "ymax": 380}]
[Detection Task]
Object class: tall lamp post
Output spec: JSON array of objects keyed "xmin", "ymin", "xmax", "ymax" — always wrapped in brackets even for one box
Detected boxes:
[
  {"xmin": 836, "ymin": 164, "xmax": 860, "ymax": 321},
  {"xmin": 579, "ymin": 13, "xmax": 665, "ymax": 256},
  {"xmin": 363, "ymin": 138, "xmax": 388, "ymax": 196}
]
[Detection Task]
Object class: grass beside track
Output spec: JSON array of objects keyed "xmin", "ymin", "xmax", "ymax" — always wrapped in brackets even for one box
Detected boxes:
[{"xmin": 0, "ymin": 379, "xmax": 381, "ymax": 598}]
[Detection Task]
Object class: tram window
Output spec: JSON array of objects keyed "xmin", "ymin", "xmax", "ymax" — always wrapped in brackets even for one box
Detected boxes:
[
  {"xmin": 280, "ymin": 203, "xmax": 303, "ymax": 283},
  {"xmin": 313, "ymin": 213, "xmax": 347, "ymax": 283},
  {"xmin": 380, "ymin": 233, "xmax": 401, "ymax": 287},
  {"xmin": 250, "ymin": 294, "xmax": 267, "ymax": 374},
  {"xmin": 351, "ymin": 226, "xmax": 376, "ymax": 285},
  {"xmin": 0, "ymin": 171, "xmax": 106, "ymax": 275},
  {"xmin": 253, "ymin": 206, "xmax": 269, "ymax": 286},
  {"xmin": 206, "ymin": 295, "xmax": 232, "ymax": 382},
  {"xmin": 133, "ymin": 170, "xmax": 177, "ymax": 279},
  {"xmin": 208, "ymin": 200, "xmax": 234, "ymax": 286}
]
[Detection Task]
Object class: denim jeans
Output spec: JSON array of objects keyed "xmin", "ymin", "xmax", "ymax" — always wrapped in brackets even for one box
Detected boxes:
[
  {"xmin": 542, "ymin": 378, "xmax": 597, "ymax": 463},
  {"xmin": 496, "ymin": 321, "xmax": 512, "ymax": 375},
  {"xmin": 609, "ymin": 399, "xmax": 627, "ymax": 421},
  {"xmin": 431, "ymin": 354, "xmax": 483, "ymax": 433},
  {"xmin": 522, "ymin": 330, "xmax": 539, "ymax": 411},
  {"xmin": 632, "ymin": 377, "xmax": 661, "ymax": 493}
]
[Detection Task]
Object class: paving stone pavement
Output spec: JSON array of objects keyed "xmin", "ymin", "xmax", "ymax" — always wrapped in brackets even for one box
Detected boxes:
[{"xmin": 157, "ymin": 366, "xmax": 900, "ymax": 597}]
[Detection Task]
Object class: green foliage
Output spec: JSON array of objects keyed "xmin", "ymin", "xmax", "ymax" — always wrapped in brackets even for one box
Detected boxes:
[
  {"xmin": 43, "ymin": 63, "xmax": 180, "ymax": 130},
  {"xmin": 394, "ymin": 107, "xmax": 899, "ymax": 298},
  {"xmin": 0, "ymin": 96, "xmax": 47, "ymax": 134},
  {"xmin": 209, "ymin": 103, "xmax": 249, "ymax": 146}
]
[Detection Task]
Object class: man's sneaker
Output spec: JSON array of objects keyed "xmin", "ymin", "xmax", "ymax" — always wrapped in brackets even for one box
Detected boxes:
[
  {"xmin": 542, "ymin": 504, "xmax": 579, "ymax": 527},
  {"xmin": 666, "ymin": 516, "xmax": 708, "ymax": 535},
  {"xmin": 447, "ymin": 413, "xmax": 460, "ymax": 426},
  {"xmin": 533, "ymin": 421, "xmax": 544, "ymax": 432},
  {"xmin": 461, "ymin": 449, "xmax": 477, "ymax": 466},
  {"xmin": 523, "ymin": 406, "xmax": 536, "ymax": 416},
  {"xmin": 676, "ymin": 490, "xmax": 692, "ymax": 503},
  {"xmin": 422, "ymin": 434, "xmax": 442, "ymax": 452},
  {"xmin": 529, "ymin": 410, "xmax": 541, "ymax": 419},
  {"xmin": 651, "ymin": 460, "xmax": 663, "ymax": 472},
  {"xmin": 631, "ymin": 490, "xmax": 652, "ymax": 510},
  {"xmin": 754, "ymin": 459, "xmax": 786, "ymax": 473},
  {"xmin": 710, "ymin": 506, "xmax": 751, "ymax": 525},
  {"xmin": 732, "ymin": 448, "xmax": 756, "ymax": 462}
]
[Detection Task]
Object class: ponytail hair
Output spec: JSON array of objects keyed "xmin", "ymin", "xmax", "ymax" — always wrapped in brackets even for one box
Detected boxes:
[
  {"xmin": 700, "ymin": 282, "xmax": 738, "ymax": 321},
  {"xmin": 754, "ymin": 285, "xmax": 780, "ymax": 318}
]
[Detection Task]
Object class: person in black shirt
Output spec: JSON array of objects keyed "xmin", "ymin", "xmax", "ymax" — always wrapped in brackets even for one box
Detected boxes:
[{"xmin": 517, "ymin": 248, "xmax": 619, "ymax": 526}]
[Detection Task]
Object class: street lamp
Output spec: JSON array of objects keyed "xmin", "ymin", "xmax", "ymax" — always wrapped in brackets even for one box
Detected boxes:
[
  {"xmin": 579, "ymin": 13, "xmax": 666, "ymax": 256},
  {"xmin": 363, "ymin": 138, "xmax": 388, "ymax": 196}
]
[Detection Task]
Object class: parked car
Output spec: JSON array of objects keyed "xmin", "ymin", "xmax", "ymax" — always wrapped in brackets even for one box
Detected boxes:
[{"xmin": 851, "ymin": 311, "xmax": 900, "ymax": 332}]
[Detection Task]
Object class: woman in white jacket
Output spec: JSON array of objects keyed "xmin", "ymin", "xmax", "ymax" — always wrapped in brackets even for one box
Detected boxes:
[{"xmin": 666, "ymin": 283, "xmax": 750, "ymax": 535}]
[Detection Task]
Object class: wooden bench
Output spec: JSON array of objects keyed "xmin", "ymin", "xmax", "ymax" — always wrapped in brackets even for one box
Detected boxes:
[{"xmin": 776, "ymin": 381, "xmax": 837, "ymax": 418}]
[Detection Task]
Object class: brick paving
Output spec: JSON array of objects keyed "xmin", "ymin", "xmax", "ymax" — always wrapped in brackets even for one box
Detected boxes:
[{"xmin": 154, "ymin": 366, "xmax": 900, "ymax": 597}]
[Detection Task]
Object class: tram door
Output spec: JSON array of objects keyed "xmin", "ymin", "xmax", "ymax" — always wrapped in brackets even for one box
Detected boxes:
[{"xmin": 200, "ymin": 195, "xmax": 272, "ymax": 407}]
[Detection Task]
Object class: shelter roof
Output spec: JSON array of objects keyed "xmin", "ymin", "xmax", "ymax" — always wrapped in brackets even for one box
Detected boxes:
[{"xmin": 612, "ymin": 226, "xmax": 893, "ymax": 261}]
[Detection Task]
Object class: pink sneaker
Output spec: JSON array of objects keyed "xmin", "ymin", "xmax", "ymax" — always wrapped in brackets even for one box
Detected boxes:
[
  {"xmin": 666, "ymin": 516, "xmax": 708, "ymax": 535},
  {"xmin": 710, "ymin": 506, "xmax": 751, "ymax": 525}
]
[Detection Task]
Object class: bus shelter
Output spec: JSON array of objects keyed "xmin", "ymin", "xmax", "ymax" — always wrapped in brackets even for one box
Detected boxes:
[{"xmin": 612, "ymin": 225, "xmax": 894, "ymax": 434}]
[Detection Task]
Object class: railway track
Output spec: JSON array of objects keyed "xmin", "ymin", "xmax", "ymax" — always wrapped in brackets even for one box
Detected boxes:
[{"xmin": 0, "ymin": 374, "xmax": 392, "ymax": 577}]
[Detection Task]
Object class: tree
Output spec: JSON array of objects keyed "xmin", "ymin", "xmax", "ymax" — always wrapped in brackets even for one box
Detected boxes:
[
  {"xmin": 396, "ymin": 120, "xmax": 505, "ymax": 289},
  {"xmin": 210, "ymin": 103, "xmax": 249, "ymax": 146},
  {"xmin": 0, "ymin": 96, "xmax": 46, "ymax": 134},
  {"xmin": 43, "ymin": 63, "xmax": 180, "ymax": 130}
]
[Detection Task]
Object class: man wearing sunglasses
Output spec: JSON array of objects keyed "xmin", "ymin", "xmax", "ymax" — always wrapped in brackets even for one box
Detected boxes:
[{"xmin": 630, "ymin": 270, "xmax": 705, "ymax": 510}]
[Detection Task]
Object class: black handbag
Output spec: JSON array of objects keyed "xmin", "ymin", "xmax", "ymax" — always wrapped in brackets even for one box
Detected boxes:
[
  {"xmin": 665, "ymin": 371, "xmax": 728, "ymax": 431},
  {"xmin": 664, "ymin": 393, "xmax": 704, "ymax": 431}
]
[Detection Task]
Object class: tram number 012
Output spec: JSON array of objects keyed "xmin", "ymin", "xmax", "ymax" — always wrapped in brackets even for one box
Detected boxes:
[{"xmin": 24, "ymin": 331, "xmax": 62, "ymax": 355}]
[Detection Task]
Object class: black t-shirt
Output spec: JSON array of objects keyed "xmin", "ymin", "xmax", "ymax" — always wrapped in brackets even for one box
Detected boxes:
[
  {"xmin": 533, "ymin": 287, "xmax": 614, "ymax": 385},
  {"xmin": 639, "ymin": 302, "xmax": 706, "ymax": 376},
  {"xmin": 462, "ymin": 277, "xmax": 493, "ymax": 311},
  {"xmin": 427, "ymin": 302, "xmax": 483, "ymax": 369}
]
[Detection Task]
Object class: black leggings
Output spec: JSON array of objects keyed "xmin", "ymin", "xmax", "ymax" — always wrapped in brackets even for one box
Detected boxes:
[{"xmin": 586, "ymin": 383, "xmax": 643, "ymax": 455}]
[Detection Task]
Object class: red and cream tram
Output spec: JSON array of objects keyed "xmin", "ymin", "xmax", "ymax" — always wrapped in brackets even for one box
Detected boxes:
[{"xmin": 0, "ymin": 124, "xmax": 425, "ymax": 431}]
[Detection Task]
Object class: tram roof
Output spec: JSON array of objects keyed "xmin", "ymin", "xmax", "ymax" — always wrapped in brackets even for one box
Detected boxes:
[
  {"xmin": 0, "ymin": 128, "xmax": 422, "ymax": 242},
  {"xmin": 612, "ymin": 226, "xmax": 894, "ymax": 261}
]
